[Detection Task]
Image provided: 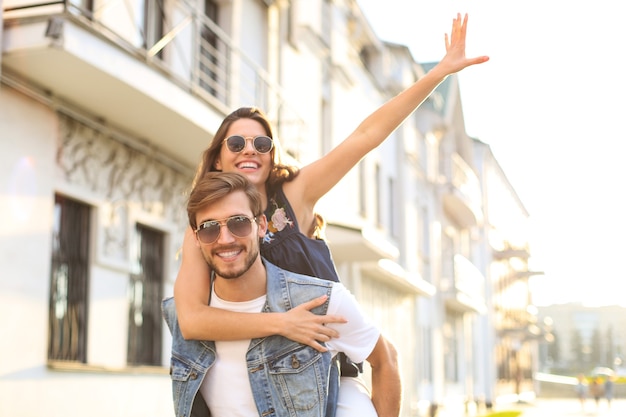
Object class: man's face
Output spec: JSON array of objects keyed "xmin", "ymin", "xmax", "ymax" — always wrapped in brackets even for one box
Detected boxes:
[{"xmin": 194, "ymin": 190, "xmax": 265, "ymax": 279}]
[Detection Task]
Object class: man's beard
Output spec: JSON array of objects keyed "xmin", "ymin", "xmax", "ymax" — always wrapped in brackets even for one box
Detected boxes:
[{"xmin": 203, "ymin": 244, "xmax": 259, "ymax": 279}]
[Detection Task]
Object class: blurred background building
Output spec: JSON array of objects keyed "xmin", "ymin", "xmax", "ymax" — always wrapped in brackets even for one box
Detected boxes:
[
  {"xmin": 537, "ymin": 303, "xmax": 626, "ymax": 376},
  {"xmin": 1, "ymin": 0, "xmax": 542, "ymax": 415}
]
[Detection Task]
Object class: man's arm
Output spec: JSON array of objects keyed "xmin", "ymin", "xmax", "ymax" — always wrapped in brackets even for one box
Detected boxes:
[
  {"xmin": 324, "ymin": 283, "xmax": 401, "ymax": 415},
  {"xmin": 367, "ymin": 335, "xmax": 401, "ymax": 417}
]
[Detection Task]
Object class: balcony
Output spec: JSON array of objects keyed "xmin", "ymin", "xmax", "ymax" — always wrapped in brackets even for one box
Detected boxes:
[
  {"xmin": 2, "ymin": 1, "xmax": 305, "ymax": 167},
  {"xmin": 441, "ymin": 153, "xmax": 482, "ymax": 227},
  {"xmin": 493, "ymin": 247, "xmax": 530, "ymax": 260},
  {"xmin": 441, "ymin": 254, "xmax": 486, "ymax": 314},
  {"xmin": 326, "ymin": 221, "xmax": 399, "ymax": 263},
  {"xmin": 495, "ymin": 269, "xmax": 545, "ymax": 292},
  {"xmin": 497, "ymin": 308, "xmax": 544, "ymax": 341},
  {"xmin": 366, "ymin": 259, "xmax": 435, "ymax": 296}
]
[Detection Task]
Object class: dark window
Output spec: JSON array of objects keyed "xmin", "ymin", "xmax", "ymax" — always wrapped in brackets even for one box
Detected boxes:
[
  {"xmin": 359, "ymin": 162, "xmax": 367, "ymax": 217},
  {"xmin": 375, "ymin": 164, "xmax": 382, "ymax": 226},
  {"xmin": 321, "ymin": 0, "xmax": 331, "ymax": 45},
  {"xmin": 70, "ymin": 0, "xmax": 94, "ymax": 19},
  {"xmin": 199, "ymin": 0, "xmax": 226, "ymax": 99},
  {"xmin": 48, "ymin": 195, "xmax": 91, "ymax": 362},
  {"xmin": 143, "ymin": 0, "xmax": 165, "ymax": 58},
  {"xmin": 127, "ymin": 224, "xmax": 164, "ymax": 366},
  {"xmin": 388, "ymin": 177, "xmax": 396, "ymax": 238}
]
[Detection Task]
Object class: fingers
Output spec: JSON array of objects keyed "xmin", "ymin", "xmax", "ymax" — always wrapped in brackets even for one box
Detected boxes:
[
  {"xmin": 467, "ymin": 55, "xmax": 490, "ymax": 66},
  {"xmin": 307, "ymin": 329, "xmax": 335, "ymax": 352},
  {"xmin": 299, "ymin": 295, "xmax": 348, "ymax": 323},
  {"xmin": 462, "ymin": 13, "xmax": 469, "ymax": 34},
  {"xmin": 297, "ymin": 328, "xmax": 335, "ymax": 352},
  {"xmin": 308, "ymin": 341, "xmax": 329, "ymax": 353},
  {"xmin": 321, "ymin": 314, "xmax": 347, "ymax": 325},
  {"xmin": 447, "ymin": 13, "xmax": 468, "ymax": 44},
  {"xmin": 449, "ymin": 13, "xmax": 460, "ymax": 38},
  {"xmin": 441, "ymin": 13, "xmax": 489, "ymax": 70},
  {"xmin": 300, "ymin": 294, "xmax": 329, "ymax": 310},
  {"xmin": 318, "ymin": 324, "xmax": 340, "ymax": 339}
]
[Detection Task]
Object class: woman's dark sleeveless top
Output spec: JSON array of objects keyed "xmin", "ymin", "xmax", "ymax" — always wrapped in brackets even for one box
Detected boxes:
[{"xmin": 260, "ymin": 187, "xmax": 340, "ymax": 283}]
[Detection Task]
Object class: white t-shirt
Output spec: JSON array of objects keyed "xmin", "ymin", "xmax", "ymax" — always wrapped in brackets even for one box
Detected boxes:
[{"xmin": 200, "ymin": 282, "xmax": 380, "ymax": 417}]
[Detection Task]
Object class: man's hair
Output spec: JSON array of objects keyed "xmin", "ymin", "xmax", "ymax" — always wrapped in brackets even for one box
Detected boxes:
[{"xmin": 187, "ymin": 172, "xmax": 263, "ymax": 230}]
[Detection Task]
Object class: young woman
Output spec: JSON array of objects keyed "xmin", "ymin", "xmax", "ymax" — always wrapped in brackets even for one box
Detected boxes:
[{"xmin": 174, "ymin": 13, "xmax": 488, "ymax": 416}]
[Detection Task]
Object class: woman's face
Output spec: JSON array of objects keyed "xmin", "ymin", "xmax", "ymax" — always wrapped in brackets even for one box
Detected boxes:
[{"xmin": 214, "ymin": 118, "xmax": 273, "ymax": 191}]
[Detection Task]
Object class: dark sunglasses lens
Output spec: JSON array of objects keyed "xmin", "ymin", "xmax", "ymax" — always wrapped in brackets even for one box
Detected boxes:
[
  {"xmin": 226, "ymin": 136, "xmax": 246, "ymax": 152},
  {"xmin": 227, "ymin": 216, "xmax": 252, "ymax": 237},
  {"xmin": 253, "ymin": 136, "xmax": 273, "ymax": 153},
  {"xmin": 198, "ymin": 222, "xmax": 220, "ymax": 243}
]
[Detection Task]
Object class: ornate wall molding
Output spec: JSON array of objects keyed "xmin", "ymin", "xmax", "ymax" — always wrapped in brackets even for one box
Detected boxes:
[{"xmin": 56, "ymin": 113, "xmax": 191, "ymax": 268}]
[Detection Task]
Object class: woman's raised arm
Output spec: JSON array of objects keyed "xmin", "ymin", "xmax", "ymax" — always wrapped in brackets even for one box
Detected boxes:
[{"xmin": 294, "ymin": 13, "xmax": 489, "ymax": 206}]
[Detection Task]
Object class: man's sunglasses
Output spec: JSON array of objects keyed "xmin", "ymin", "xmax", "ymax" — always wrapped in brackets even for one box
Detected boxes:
[
  {"xmin": 223, "ymin": 135, "xmax": 274, "ymax": 154},
  {"xmin": 195, "ymin": 215, "xmax": 257, "ymax": 244}
]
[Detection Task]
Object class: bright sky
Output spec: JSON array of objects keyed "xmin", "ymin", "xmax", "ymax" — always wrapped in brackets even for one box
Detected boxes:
[{"xmin": 357, "ymin": 0, "xmax": 626, "ymax": 307}]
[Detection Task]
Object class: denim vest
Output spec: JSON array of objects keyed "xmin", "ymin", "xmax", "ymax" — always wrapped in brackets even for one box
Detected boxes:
[{"xmin": 162, "ymin": 260, "xmax": 340, "ymax": 417}]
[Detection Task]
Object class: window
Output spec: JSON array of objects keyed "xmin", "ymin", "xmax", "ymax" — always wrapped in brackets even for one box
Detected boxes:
[
  {"xmin": 321, "ymin": 0, "xmax": 331, "ymax": 46},
  {"xmin": 127, "ymin": 224, "xmax": 164, "ymax": 366},
  {"xmin": 320, "ymin": 94, "xmax": 332, "ymax": 156},
  {"xmin": 70, "ymin": 0, "xmax": 94, "ymax": 18},
  {"xmin": 443, "ymin": 317, "xmax": 459, "ymax": 382},
  {"xmin": 388, "ymin": 177, "xmax": 397, "ymax": 238},
  {"xmin": 441, "ymin": 232, "xmax": 454, "ymax": 280},
  {"xmin": 358, "ymin": 162, "xmax": 367, "ymax": 217},
  {"xmin": 421, "ymin": 326, "xmax": 433, "ymax": 381},
  {"xmin": 419, "ymin": 206, "xmax": 431, "ymax": 280},
  {"xmin": 199, "ymin": 0, "xmax": 224, "ymax": 99},
  {"xmin": 375, "ymin": 164, "xmax": 382, "ymax": 226},
  {"xmin": 286, "ymin": 0, "xmax": 297, "ymax": 46},
  {"xmin": 143, "ymin": 0, "xmax": 165, "ymax": 57},
  {"xmin": 48, "ymin": 195, "xmax": 91, "ymax": 363}
]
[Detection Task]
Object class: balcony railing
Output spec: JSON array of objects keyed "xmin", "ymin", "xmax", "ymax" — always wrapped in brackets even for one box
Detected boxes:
[
  {"xmin": 441, "ymin": 254, "xmax": 486, "ymax": 313},
  {"xmin": 441, "ymin": 152, "xmax": 482, "ymax": 226},
  {"xmin": 3, "ymin": 0, "xmax": 306, "ymax": 154},
  {"xmin": 450, "ymin": 153, "xmax": 481, "ymax": 204}
]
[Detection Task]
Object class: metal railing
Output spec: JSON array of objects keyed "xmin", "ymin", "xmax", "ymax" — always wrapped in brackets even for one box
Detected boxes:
[
  {"xmin": 3, "ymin": 0, "xmax": 307, "ymax": 154},
  {"xmin": 450, "ymin": 152, "xmax": 481, "ymax": 206}
]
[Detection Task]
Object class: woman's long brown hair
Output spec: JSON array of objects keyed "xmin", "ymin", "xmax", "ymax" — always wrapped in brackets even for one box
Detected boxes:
[{"xmin": 192, "ymin": 107, "xmax": 299, "ymax": 197}]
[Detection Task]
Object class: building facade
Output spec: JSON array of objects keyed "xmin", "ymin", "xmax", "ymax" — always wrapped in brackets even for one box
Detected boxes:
[
  {"xmin": 1, "ymin": 0, "xmax": 539, "ymax": 416},
  {"xmin": 473, "ymin": 140, "xmax": 545, "ymax": 405},
  {"xmin": 537, "ymin": 303, "xmax": 626, "ymax": 375}
]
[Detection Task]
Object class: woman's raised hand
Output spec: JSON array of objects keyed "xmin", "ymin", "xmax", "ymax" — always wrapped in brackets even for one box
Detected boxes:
[{"xmin": 440, "ymin": 13, "xmax": 489, "ymax": 74}]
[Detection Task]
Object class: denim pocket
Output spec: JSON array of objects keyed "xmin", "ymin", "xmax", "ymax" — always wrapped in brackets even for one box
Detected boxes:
[
  {"xmin": 170, "ymin": 356, "xmax": 199, "ymax": 382},
  {"xmin": 269, "ymin": 345, "xmax": 321, "ymax": 373},
  {"xmin": 268, "ymin": 345, "xmax": 328, "ymax": 413}
]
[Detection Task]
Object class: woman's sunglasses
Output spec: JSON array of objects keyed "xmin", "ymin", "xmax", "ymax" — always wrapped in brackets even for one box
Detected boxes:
[
  {"xmin": 223, "ymin": 135, "xmax": 274, "ymax": 154},
  {"xmin": 195, "ymin": 215, "xmax": 256, "ymax": 244}
]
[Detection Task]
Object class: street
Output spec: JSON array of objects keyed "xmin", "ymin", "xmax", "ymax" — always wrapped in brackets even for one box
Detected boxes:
[{"xmin": 502, "ymin": 397, "xmax": 625, "ymax": 417}]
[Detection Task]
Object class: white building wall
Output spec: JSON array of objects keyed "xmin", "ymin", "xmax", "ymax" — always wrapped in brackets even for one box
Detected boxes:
[
  {"xmin": 1, "ymin": 86, "xmax": 58, "ymax": 402},
  {"xmin": 473, "ymin": 139, "xmax": 537, "ymax": 405},
  {"xmin": 276, "ymin": 24, "xmax": 324, "ymax": 162},
  {"xmin": 0, "ymin": 85, "xmax": 189, "ymax": 417}
]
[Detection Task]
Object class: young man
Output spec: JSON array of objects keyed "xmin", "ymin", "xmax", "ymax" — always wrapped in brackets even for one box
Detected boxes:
[{"xmin": 162, "ymin": 172, "xmax": 401, "ymax": 417}]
